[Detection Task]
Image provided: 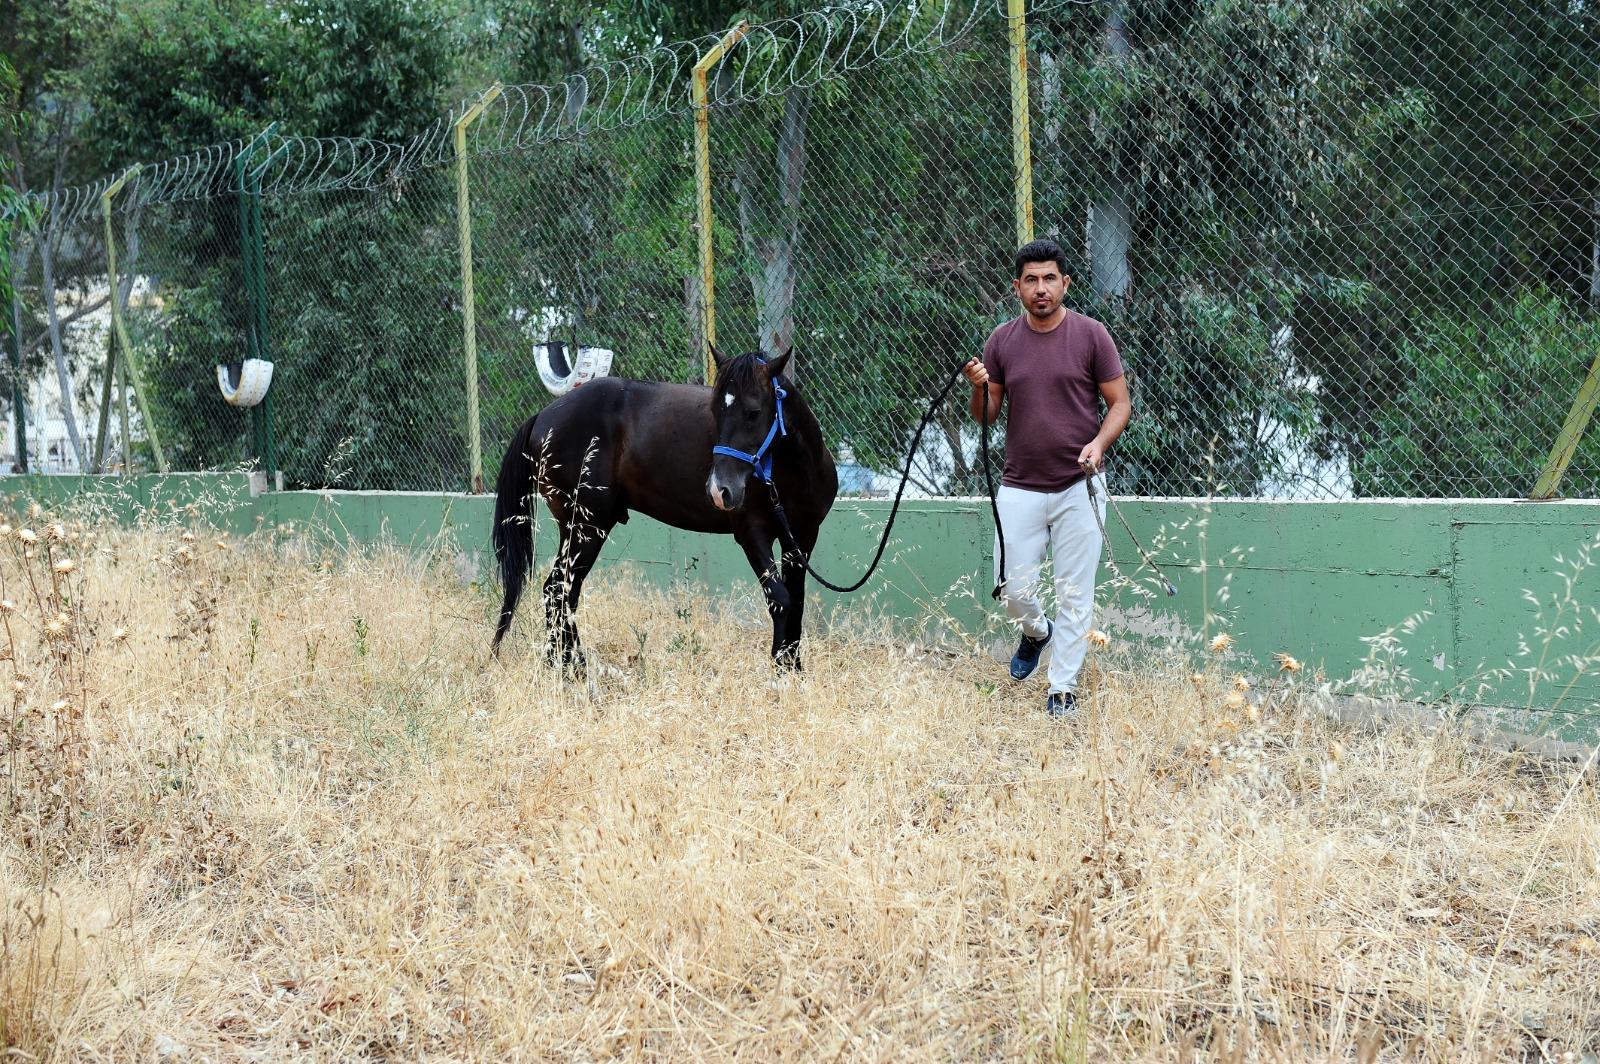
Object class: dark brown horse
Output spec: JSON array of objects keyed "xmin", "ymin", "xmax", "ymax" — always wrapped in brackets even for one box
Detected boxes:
[{"xmin": 491, "ymin": 350, "xmax": 838, "ymax": 670}]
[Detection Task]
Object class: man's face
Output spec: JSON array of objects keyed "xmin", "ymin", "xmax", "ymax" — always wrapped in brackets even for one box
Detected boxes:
[{"xmin": 1013, "ymin": 260, "xmax": 1068, "ymax": 320}]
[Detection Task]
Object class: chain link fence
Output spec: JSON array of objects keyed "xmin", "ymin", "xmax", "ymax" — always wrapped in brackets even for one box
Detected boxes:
[{"xmin": 4, "ymin": 0, "xmax": 1598, "ymax": 499}]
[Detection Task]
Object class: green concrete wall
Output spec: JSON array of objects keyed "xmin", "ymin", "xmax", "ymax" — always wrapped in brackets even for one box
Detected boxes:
[{"xmin": 8, "ymin": 474, "xmax": 1598, "ymax": 741}]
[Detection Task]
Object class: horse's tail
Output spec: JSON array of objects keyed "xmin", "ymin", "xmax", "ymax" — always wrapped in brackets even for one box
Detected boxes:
[{"xmin": 491, "ymin": 412, "xmax": 541, "ymax": 654}]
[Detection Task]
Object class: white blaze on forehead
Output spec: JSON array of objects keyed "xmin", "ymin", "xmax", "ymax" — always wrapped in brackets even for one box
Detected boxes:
[{"xmin": 723, "ymin": 393, "xmax": 734, "ymax": 407}]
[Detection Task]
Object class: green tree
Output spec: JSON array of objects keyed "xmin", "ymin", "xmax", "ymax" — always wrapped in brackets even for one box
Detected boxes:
[
  {"xmin": 1026, "ymin": 0, "xmax": 1368, "ymax": 496},
  {"xmin": 1, "ymin": 52, "xmax": 32, "ymax": 470},
  {"xmin": 1355, "ymin": 293, "xmax": 1600, "ymax": 497},
  {"xmin": 67, "ymin": 0, "xmax": 473, "ymax": 484},
  {"xmin": 1294, "ymin": 0, "xmax": 1600, "ymax": 496},
  {"xmin": 2, "ymin": 0, "xmax": 111, "ymax": 471}
]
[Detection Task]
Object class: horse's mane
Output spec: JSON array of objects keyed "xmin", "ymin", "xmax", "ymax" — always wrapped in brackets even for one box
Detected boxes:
[{"xmin": 712, "ymin": 351, "xmax": 773, "ymax": 397}]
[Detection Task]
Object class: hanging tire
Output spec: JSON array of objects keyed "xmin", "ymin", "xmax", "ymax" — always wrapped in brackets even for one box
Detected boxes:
[
  {"xmin": 535, "ymin": 342, "xmax": 613, "ymax": 396},
  {"xmin": 217, "ymin": 358, "xmax": 274, "ymax": 407}
]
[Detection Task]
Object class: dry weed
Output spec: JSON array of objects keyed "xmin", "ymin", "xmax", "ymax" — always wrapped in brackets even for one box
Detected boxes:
[{"xmin": 0, "ymin": 504, "xmax": 1595, "ymax": 1061}]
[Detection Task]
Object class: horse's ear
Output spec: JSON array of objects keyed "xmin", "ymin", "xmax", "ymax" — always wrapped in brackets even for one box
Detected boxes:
[
  {"xmin": 709, "ymin": 343, "xmax": 729, "ymax": 375},
  {"xmin": 762, "ymin": 350, "xmax": 791, "ymax": 380}
]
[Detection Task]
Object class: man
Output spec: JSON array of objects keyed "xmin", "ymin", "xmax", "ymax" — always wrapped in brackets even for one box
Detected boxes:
[{"xmin": 964, "ymin": 238, "xmax": 1131, "ymax": 719}]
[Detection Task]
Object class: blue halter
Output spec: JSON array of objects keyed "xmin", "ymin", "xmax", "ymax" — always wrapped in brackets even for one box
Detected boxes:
[{"xmin": 711, "ymin": 359, "xmax": 788, "ymax": 484}]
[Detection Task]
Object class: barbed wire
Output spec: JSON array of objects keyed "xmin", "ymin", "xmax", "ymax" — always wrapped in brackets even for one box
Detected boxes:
[
  {"xmin": 2, "ymin": 0, "xmax": 1002, "ymax": 230},
  {"xmin": 463, "ymin": 0, "xmax": 994, "ymax": 150},
  {"xmin": 5, "ymin": 0, "xmax": 1591, "ymax": 500},
  {"xmin": 4, "ymin": 134, "xmax": 421, "ymax": 231}
]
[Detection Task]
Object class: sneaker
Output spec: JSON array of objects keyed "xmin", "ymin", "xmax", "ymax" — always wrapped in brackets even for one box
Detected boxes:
[
  {"xmin": 1009, "ymin": 621, "xmax": 1053, "ymax": 681},
  {"xmin": 1045, "ymin": 690, "xmax": 1077, "ymax": 720}
]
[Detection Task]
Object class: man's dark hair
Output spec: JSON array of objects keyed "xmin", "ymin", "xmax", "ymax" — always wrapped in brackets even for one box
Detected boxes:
[{"xmin": 1014, "ymin": 238, "xmax": 1069, "ymax": 279}]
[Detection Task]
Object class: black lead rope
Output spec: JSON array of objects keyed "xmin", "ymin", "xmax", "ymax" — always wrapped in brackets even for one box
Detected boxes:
[
  {"xmin": 761, "ymin": 357, "xmax": 1177, "ymax": 603},
  {"xmin": 768, "ymin": 357, "xmax": 1008, "ymax": 597},
  {"xmin": 979, "ymin": 371, "xmax": 1006, "ymax": 601}
]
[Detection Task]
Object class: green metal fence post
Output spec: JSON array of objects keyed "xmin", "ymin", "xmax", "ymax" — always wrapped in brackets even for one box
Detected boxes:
[
  {"xmin": 101, "ymin": 165, "xmax": 166, "ymax": 473},
  {"xmin": 236, "ymin": 126, "xmax": 283, "ymax": 486},
  {"xmin": 454, "ymin": 82, "xmax": 503, "ymax": 494},
  {"xmin": 235, "ymin": 156, "xmax": 259, "ymax": 469},
  {"xmin": 252, "ymin": 175, "xmax": 277, "ymax": 483}
]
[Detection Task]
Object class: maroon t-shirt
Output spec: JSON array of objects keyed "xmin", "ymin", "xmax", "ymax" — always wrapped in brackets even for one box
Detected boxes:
[{"xmin": 982, "ymin": 310, "xmax": 1124, "ymax": 492}]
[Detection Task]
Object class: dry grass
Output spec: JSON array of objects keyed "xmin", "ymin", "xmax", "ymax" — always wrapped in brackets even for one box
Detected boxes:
[{"xmin": 1, "ymin": 501, "xmax": 1597, "ymax": 1062}]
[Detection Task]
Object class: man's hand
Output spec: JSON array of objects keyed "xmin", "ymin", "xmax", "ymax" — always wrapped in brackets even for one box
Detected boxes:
[
  {"xmin": 962, "ymin": 358, "xmax": 989, "ymax": 389},
  {"xmin": 1078, "ymin": 440, "xmax": 1105, "ymax": 474}
]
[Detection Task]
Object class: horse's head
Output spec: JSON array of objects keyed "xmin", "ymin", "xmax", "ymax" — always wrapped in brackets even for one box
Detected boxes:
[{"xmin": 707, "ymin": 348, "xmax": 791, "ymax": 512}]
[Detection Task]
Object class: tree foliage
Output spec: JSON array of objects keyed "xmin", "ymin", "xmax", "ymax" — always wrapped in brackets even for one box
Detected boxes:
[{"xmin": 6, "ymin": 0, "xmax": 1598, "ymax": 496}]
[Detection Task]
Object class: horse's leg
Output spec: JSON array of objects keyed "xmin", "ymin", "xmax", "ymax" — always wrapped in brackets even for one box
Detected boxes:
[
  {"xmin": 551, "ymin": 518, "xmax": 612, "ymax": 673},
  {"xmin": 777, "ymin": 525, "xmax": 818, "ymax": 671},
  {"xmin": 735, "ymin": 527, "xmax": 792, "ymax": 666},
  {"xmin": 536, "ymin": 431, "xmax": 621, "ymax": 675},
  {"xmin": 543, "ymin": 523, "xmax": 577, "ymax": 669}
]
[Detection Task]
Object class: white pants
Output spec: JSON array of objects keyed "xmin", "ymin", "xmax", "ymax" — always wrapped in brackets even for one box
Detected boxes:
[{"xmin": 993, "ymin": 477, "xmax": 1106, "ymax": 694}]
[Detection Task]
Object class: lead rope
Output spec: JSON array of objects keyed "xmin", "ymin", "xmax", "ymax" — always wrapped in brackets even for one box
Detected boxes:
[
  {"xmin": 768, "ymin": 357, "xmax": 1006, "ymax": 596},
  {"xmin": 979, "ymin": 369, "xmax": 1006, "ymax": 600}
]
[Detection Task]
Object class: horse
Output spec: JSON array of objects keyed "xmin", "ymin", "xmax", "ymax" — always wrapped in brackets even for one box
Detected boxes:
[{"xmin": 490, "ymin": 349, "xmax": 838, "ymax": 671}]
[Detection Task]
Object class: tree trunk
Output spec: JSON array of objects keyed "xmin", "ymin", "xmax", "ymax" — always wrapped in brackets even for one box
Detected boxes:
[
  {"xmin": 563, "ymin": 68, "xmax": 599, "ymax": 347},
  {"xmin": 7, "ymin": 296, "xmax": 24, "ymax": 472},
  {"xmin": 39, "ymin": 231, "xmax": 86, "ymax": 472},
  {"xmin": 734, "ymin": 85, "xmax": 810, "ymax": 370},
  {"xmin": 936, "ymin": 404, "xmax": 973, "ymax": 495},
  {"xmin": 1088, "ymin": 3, "xmax": 1131, "ymax": 299},
  {"xmin": 6, "ymin": 232, "xmax": 34, "ymax": 472},
  {"xmin": 1590, "ymin": 193, "xmax": 1598, "ymax": 310},
  {"xmin": 37, "ymin": 106, "xmax": 87, "ymax": 472},
  {"xmin": 1038, "ymin": 49, "xmax": 1062, "ymax": 242},
  {"xmin": 19, "ymin": 291, "xmax": 108, "ymax": 361},
  {"xmin": 685, "ymin": 272, "xmax": 704, "ymax": 378}
]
